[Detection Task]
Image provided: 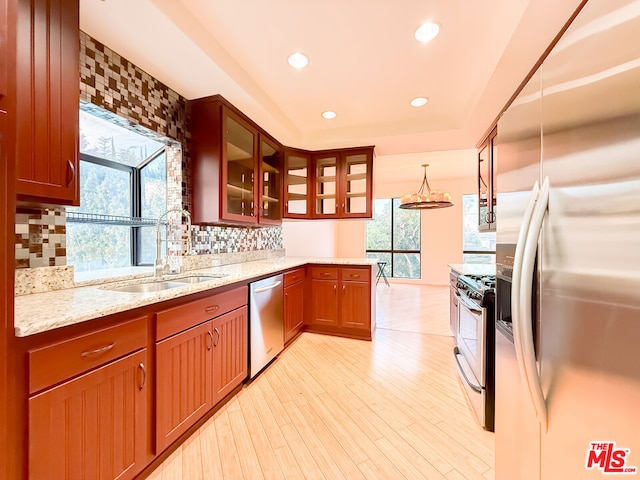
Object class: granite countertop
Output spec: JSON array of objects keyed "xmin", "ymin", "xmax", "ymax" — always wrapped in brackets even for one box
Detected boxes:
[
  {"xmin": 448, "ymin": 263, "xmax": 496, "ymax": 276},
  {"xmin": 14, "ymin": 257, "xmax": 378, "ymax": 337}
]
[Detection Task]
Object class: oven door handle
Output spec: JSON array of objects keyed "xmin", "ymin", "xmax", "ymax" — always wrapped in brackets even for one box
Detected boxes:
[
  {"xmin": 455, "ymin": 293, "xmax": 482, "ymax": 314},
  {"xmin": 453, "ymin": 346, "xmax": 482, "ymax": 393}
]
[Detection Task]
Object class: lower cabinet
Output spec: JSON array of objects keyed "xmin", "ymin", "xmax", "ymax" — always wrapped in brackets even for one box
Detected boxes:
[
  {"xmin": 284, "ymin": 269, "xmax": 305, "ymax": 343},
  {"xmin": 155, "ymin": 322, "xmax": 214, "ymax": 452},
  {"xmin": 155, "ymin": 287, "xmax": 248, "ymax": 454},
  {"xmin": 29, "ymin": 349, "xmax": 148, "ymax": 480},
  {"xmin": 308, "ymin": 266, "xmax": 373, "ymax": 339},
  {"xmin": 212, "ymin": 307, "xmax": 248, "ymax": 403}
]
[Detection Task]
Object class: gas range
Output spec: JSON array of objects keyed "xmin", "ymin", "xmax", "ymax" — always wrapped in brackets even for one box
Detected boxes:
[{"xmin": 457, "ymin": 274, "xmax": 496, "ymax": 306}]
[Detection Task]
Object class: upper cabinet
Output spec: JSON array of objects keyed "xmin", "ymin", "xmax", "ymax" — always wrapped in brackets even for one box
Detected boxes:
[
  {"xmin": 283, "ymin": 148, "xmax": 312, "ymax": 218},
  {"xmin": 478, "ymin": 127, "xmax": 497, "ymax": 231},
  {"xmin": 284, "ymin": 146, "xmax": 374, "ymax": 220},
  {"xmin": 190, "ymin": 95, "xmax": 374, "ymax": 224},
  {"xmin": 312, "ymin": 147, "xmax": 374, "ymax": 219},
  {"xmin": 14, "ymin": 0, "xmax": 80, "ymax": 206},
  {"xmin": 190, "ymin": 95, "xmax": 283, "ymax": 225}
]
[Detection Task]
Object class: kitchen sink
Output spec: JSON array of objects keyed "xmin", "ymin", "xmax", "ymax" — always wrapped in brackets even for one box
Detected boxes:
[{"xmin": 106, "ymin": 281, "xmax": 185, "ymax": 293}]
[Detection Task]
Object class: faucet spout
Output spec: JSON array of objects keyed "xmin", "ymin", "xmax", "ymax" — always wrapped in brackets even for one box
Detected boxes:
[{"xmin": 155, "ymin": 208, "xmax": 192, "ymax": 277}]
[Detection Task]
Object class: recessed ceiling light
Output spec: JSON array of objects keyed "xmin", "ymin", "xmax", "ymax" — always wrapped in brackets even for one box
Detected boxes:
[
  {"xmin": 410, "ymin": 97, "xmax": 429, "ymax": 107},
  {"xmin": 288, "ymin": 52, "xmax": 309, "ymax": 69},
  {"xmin": 322, "ymin": 111, "xmax": 337, "ymax": 120},
  {"xmin": 415, "ymin": 22, "xmax": 440, "ymax": 43}
]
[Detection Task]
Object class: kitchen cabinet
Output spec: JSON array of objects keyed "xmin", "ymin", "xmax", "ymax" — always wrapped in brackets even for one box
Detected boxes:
[
  {"xmin": 190, "ymin": 95, "xmax": 283, "ymax": 225},
  {"xmin": 284, "ymin": 268, "xmax": 305, "ymax": 343},
  {"xmin": 478, "ymin": 127, "xmax": 497, "ymax": 231},
  {"xmin": 155, "ymin": 286, "xmax": 247, "ymax": 452},
  {"xmin": 284, "ymin": 149, "xmax": 312, "ymax": 218},
  {"xmin": 15, "ymin": 0, "xmax": 79, "ymax": 205},
  {"xmin": 308, "ymin": 266, "xmax": 373, "ymax": 339},
  {"xmin": 156, "ymin": 321, "xmax": 214, "ymax": 452},
  {"xmin": 312, "ymin": 147, "xmax": 374, "ymax": 219},
  {"xmin": 28, "ymin": 317, "xmax": 149, "ymax": 480},
  {"xmin": 0, "ymin": 0, "xmax": 8, "ymax": 98},
  {"xmin": 212, "ymin": 306, "xmax": 248, "ymax": 402}
]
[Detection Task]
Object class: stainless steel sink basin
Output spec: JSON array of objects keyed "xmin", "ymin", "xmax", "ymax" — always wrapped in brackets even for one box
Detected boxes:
[
  {"xmin": 172, "ymin": 275, "xmax": 223, "ymax": 284},
  {"xmin": 106, "ymin": 281, "xmax": 185, "ymax": 293}
]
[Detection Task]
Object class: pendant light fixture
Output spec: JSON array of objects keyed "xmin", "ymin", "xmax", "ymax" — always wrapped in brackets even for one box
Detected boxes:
[{"xmin": 399, "ymin": 163, "xmax": 453, "ymax": 209}]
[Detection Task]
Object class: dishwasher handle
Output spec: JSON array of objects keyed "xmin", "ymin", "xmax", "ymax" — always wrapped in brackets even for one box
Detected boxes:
[{"xmin": 253, "ymin": 280, "xmax": 282, "ymax": 294}]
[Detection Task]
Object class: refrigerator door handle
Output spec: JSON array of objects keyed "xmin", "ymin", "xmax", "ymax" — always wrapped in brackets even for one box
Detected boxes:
[
  {"xmin": 520, "ymin": 176, "xmax": 550, "ymax": 430},
  {"xmin": 512, "ymin": 181, "xmax": 540, "ymax": 390}
]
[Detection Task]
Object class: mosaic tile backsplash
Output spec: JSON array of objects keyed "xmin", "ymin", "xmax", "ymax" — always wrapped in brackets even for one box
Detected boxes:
[{"xmin": 15, "ymin": 31, "xmax": 283, "ymax": 271}]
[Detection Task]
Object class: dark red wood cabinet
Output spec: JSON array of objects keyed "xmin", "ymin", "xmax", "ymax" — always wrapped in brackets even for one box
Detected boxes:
[
  {"xmin": 284, "ymin": 268, "xmax": 305, "ymax": 343},
  {"xmin": 284, "ymin": 146, "xmax": 374, "ymax": 220},
  {"xmin": 212, "ymin": 306, "xmax": 248, "ymax": 402},
  {"xmin": 307, "ymin": 265, "xmax": 373, "ymax": 339},
  {"xmin": 14, "ymin": 0, "xmax": 79, "ymax": 205},
  {"xmin": 190, "ymin": 95, "xmax": 283, "ymax": 225},
  {"xmin": 27, "ymin": 317, "xmax": 150, "ymax": 480}
]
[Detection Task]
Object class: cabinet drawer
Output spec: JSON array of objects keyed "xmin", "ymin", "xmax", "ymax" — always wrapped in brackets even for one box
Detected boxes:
[
  {"xmin": 284, "ymin": 267, "xmax": 305, "ymax": 286},
  {"xmin": 341, "ymin": 267, "xmax": 369, "ymax": 282},
  {"xmin": 310, "ymin": 266, "xmax": 338, "ymax": 280},
  {"xmin": 156, "ymin": 286, "xmax": 248, "ymax": 341},
  {"xmin": 29, "ymin": 316, "xmax": 148, "ymax": 394}
]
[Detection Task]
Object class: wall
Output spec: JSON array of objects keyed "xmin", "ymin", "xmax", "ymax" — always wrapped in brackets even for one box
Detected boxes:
[
  {"xmin": 282, "ymin": 220, "xmax": 338, "ymax": 257},
  {"xmin": 15, "ymin": 31, "xmax": 283, "ymax": 272}
]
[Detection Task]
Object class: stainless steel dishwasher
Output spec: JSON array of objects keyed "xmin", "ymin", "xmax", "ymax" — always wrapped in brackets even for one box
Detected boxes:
[{"xmin": 249, "ymin": 274, "xmax": 284, "ymax": 378}]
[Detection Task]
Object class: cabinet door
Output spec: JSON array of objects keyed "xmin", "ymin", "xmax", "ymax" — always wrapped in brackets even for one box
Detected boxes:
[
  {"xmin": 284, "ymin": 149, "xmax": 312, "ymax": 218},
  {"xmin": 284, "ymin": 281, "xmax": 305, "ymax": 343},
  {"xmin": 341, "ymin": 281, "xmax": 370, "ymax": 330},
  {"xmin": 212, "ymin": 306, "xmax": 248, "ymax": 403},
  {"xmin": 29, "ymin": 349, "xmax": 148, "ymax": 480},
  {"xmin": 0, "ymin": 0, "xmax": 7, "ymax": 98},
  {"xmin": 258, "ymin": 135, "xmax": 282, "ymax": 225},
  {"xmin": 309, "ymin": 279, "xmax": 339, "ymax": 326},
  {"xmin": 313, "ymin": 153, "xmax": 340, "ymax": 218},
  {"xmin": 156, "ymin": 321, "xmax": 213, "ymax": 452},
  {"xmin": 341, "ymin": 149, "xmax": 373, "ymax": 218},
  {"xmin": 222, "ymin": 106, "xmax": 258, "ymax": 223},
  {"xmin": 15, "ymin": 0, "xmax": 79, "ymax": 205},
  {"xmin": 478, "ymin": 128, "xmax": 496, "ymax": 231}
]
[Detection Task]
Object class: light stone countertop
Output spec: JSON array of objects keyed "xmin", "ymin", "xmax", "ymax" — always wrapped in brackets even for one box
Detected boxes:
[
  {"xmin": 14, "ymin": 257, "xmax": 378, "ymax": 337},
  {"xmin": 448, "ymin": 263, "xmax": 496, "ymax": 277}
]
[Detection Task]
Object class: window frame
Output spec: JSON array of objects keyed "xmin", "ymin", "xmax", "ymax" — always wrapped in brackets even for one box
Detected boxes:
[
  {"xmin": 365, "ymin": 197, "xmax": 421, "ymax": 279},
  {"xmin": 75, "ymin": 147, "xmax": 166, "ymax": 267},
  {"xmin": 462, "ymin": 193, "xmax": 496, "ymax": 262}
]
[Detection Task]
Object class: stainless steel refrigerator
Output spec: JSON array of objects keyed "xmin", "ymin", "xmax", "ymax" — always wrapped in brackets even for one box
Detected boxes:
[{"xmin": 495, "ymin": 0, "xmax": 640, "ymax": 478}]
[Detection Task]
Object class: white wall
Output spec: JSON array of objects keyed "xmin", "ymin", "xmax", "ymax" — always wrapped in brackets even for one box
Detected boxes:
[{"xmin": 282, "ymin": 149, "xmax": 478, "ymax": 285}]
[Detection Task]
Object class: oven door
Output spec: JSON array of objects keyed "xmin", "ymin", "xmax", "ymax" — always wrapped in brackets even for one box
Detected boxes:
[{"xmin": 454, "ymin": 293, "xmax": 487, "ymax": 426}]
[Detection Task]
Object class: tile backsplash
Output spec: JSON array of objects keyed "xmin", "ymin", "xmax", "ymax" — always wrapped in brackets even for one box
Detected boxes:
[{"xmin": 15, "ymin": 31, "xmax": 283, "ymax": 273}]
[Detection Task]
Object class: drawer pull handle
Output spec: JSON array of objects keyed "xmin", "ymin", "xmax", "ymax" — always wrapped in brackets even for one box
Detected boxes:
[
  {"xmin": 81, "ymin": 343, "xmax": 115, "ymax": 358},
  {"xmin": 214, "ymin": 327, "xmax": 220, "ymax": 347},
  {"xmin": 138, "ymin": 363, "xmax": 146, "ymax": 390},
  {"xmin": 350, "ymin": 274, "xmax": 360, "ymax": 278},
  {"xmin": 206, "ymin": 330, "xmax": 213, "ymax": 350},
  {"xmin": 321, "ymin": 272, "xmax": 330, "ymax": 277},
  {"xmin": 205, "ymin": 305, "xmax": 220, "ymax": 313}
]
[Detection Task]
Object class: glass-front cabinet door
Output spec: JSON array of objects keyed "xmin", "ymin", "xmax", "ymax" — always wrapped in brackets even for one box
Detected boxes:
[
  {"xmin": 222, "ymin": 108, "xmax": 258, "ymax": 223},
  {"xmin": 259, "ymin": 136, "xmax": 282, "ymax": 224},
  {"xmin": 478, "ymin": 127, "xmax": 496, "ymax": 231},
  {"xmin": 284, "ymin": 149, "xmax": 311, "ymax": 218},
  {"xmin": 314, "ymin": 154, "xmax": 339, "ymax": 218},
  {"xmin": 342, "ymin": 149, "xmax": 373, "ymax": 218}
]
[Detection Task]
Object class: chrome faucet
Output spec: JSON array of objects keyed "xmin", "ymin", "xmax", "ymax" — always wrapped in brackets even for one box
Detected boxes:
[{"xmin": 155, "ymin": 208, "xmax": 192, "ymax": 277}]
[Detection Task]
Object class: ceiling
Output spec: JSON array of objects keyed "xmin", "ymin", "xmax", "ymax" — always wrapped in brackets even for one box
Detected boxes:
[{"xmin": 79, "ymin": 0, "xmax": 585, "ymax": 156}]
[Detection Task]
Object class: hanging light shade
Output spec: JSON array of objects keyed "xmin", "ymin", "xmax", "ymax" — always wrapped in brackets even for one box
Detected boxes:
[{"xmin": 399, "ymin": 163, "xmax": 453, "ymax": 210}]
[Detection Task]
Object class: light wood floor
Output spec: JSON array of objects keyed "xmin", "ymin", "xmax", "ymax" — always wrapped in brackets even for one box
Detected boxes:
[{"xmin": 147, "ymin": 284, "xmax": 495, "ymax": 480}]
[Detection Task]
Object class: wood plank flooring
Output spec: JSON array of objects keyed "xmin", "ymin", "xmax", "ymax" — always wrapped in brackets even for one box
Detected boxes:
[{"xmin": 147, "ymin": 284, "xmax": 495, "ymax": 479}]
